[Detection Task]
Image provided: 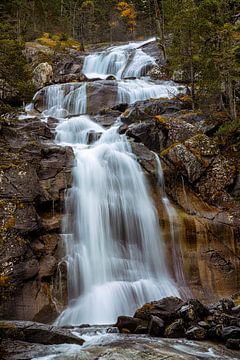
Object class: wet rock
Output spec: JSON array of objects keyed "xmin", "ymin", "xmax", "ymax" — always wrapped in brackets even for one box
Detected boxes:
[
  {"xmin": 225, "ymin": 338, "xmax": 240, "ymax": 350},
  {"xmin": 178, "ymin": 299, "xmax": 209, "ymax": 322},
  {"xmin": 164, "ymin": 319, "xmax": 185, "ymax": 338},
  {"xmin": 87, "ymin": 81, "xmax": 118, "ymax": 114},
  {"xmin": 134, "ymin": 297, "xmax": 184, "ymax": 322},
  {"xmin": 148, "ymin": 315, "xmax": 165, "ymax": 337},
  {"xmin": 33, "ymin": 62, "xmax": 53, "ymax": 89},
  {"xmin": 116, "ymin": 316, "xmax": 143, "ymax": 333},
  {"xmin": 141, "ymin": 40, "xmax": 165, "ymax": 64},
  {"xmin": 130, "ymin": 141, "xmax": 157, "ymax": 176},
  {"xmin": 185, "ymin": 326, "xmax": 207, "ymax": 340},
  {"xmin": 0, "ymin": 320, "xmax": 85, "ymax": 345},
  {"xmin": 222, "ymin": 326, "xmax": 240, "ymax": 340}
]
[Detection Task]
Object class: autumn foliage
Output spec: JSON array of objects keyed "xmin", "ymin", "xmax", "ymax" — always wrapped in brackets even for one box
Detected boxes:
[{"xmin": 116, "ymin": 1, "xmax": 137, "ymax": 33}]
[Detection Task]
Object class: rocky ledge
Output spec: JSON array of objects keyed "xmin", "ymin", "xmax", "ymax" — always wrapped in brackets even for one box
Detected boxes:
[
  {"xmin": 0, "ymin": 116, "xmax": 73, "ymax": 321},
  {"xmin": 116, "ymin": 296, "xmax": 240, "ymax": 351}
]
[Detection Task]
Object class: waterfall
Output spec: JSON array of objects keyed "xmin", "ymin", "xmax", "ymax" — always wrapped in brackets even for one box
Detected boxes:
[
  {"xmin": 55, "ymin": 116, "xmax": 179, "ymax": 325},
  {"xmin": 37, "ymin": 83, "xmax": 87, "ymax": 118},
  {"xmin": 82, "ymin": 38, "xmax": 157, "ymax": 80},
  {"xmin": 32, "ymin": 38, "xmax": 184, "ymax": 325}
]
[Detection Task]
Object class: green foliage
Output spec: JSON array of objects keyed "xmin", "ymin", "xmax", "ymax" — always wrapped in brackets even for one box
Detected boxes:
[{"xmin": 0, "ymin": 22, "xmax": 35, "ymax": 111}]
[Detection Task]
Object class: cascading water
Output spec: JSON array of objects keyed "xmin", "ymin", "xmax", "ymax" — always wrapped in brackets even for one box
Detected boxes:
[
  {"xmin": 35, "ymin": 38, "xmax": 183, "ymax": 325},
  {"xmin": 82, "ymin": 38, "xmax": 157, "ymax": 80},
  {"xmin": 34, "ymin": 38, "xmax": 183, "ymax": 118}
]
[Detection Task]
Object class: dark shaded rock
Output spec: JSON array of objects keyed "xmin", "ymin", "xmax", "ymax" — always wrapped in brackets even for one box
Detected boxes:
[
  {"xmin": 134, "ymin": 297, "xmax": 184, "ymax": 322},
  {"xmin": 164, "ymin": 319, "xmax": 185, "ymax": 338},
  {"xmin": 198, "ymin": 321, "xmax": 210, "ymax": 329},
  {"xmin": 87, "ymin": 130, "xmax": 102, "ymax": 144},
  {"xmin": 207, "ymin": 324, "xmax": 224, "ymax": 341},
  {"xmin": 134, "ymin": 324, "xmax": 149, "ymax": 334},
  {"xmin": 126, "ymin": 121, "xmax": 167, "ymax": 152},
  {"xmin": 209, "ymin": 298, "xmax": 235, "ymax": 315},
  {"xmin": 185, "ymin": 326, "xmax": 207, "ymax": 340},
  {"xmin": 178, "ymin": 299, "xmax": 209, "ymax": 322},
  {"xmin": 130, "ymin": 141, "xmax": 157, "ymax": 176},
  {"xmin": 0, "ymin": 320, "xmax": 84, "ymax": 345},
  {"xmin": 222, "ymin": 326, "xmax": 240, "ymax": 340},
  {"xmin": 225, "ymin": 338, "xmax": 240, "ymax": 350},
  {"xmin": 116, "ymin": 316, "xmax": 142, "ymax": 333},
  {"xmin": 148, "ymin": 315, "xmax": 165, "ymax": 337}
]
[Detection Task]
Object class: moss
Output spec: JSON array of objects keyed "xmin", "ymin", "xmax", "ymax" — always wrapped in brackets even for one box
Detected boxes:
[
  {"xmin": 160, "ymin": 142, "xmax": 181, "ymax": 157},
  {"xmin": 37, "ymin": 33, "xmax": 81, "ymax": 51}
]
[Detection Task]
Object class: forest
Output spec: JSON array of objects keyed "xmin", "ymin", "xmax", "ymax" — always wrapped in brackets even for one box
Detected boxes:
[{"xmin": 0, "ymin": 0, "xmax": 239, "ymax": 122}]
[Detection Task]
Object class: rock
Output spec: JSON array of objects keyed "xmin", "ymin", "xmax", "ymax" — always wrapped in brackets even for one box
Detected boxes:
[
  {"xmin": 116, "ymin": 316, "xmax": 143, "ymax": 333},
  {"xmin": 126, "ymin": 121, "xmax": 167, "ymax": 152},
  {"xmin": 130, "ymin": 141, "xmax": 157, "ymax": 176},
  {"xmin": 147, "ymin": 65, "xmax": 165, "ymax": 80},
  {"xmin": 222, "ymin": 326, "xmax": 240, "ymax": 340},
  {"xmin": 178, "ymin": 299, "xmax": 209, "ymax": 322},
  {"xmin": 164, "ymin": 319, "xmax": 185, "ymax": 338},
  {"xmin": 195, "ymin": 155, "xmax": 236, "ymax": 202},
  {"xmin": 134, "ymin": 297, "xmax": 184, "ymax": 322},
  {"xmin": 121, "ymin": 99, "xmax": 188, "ymax": 125},
  {"xmin": 38, "ymin": 255, "xmax": 57, "ymax": 279},
  {"xmin": 0, "ymin": 320, "xmax": 84, "ymax": 345},
  {"xmin": 141, "ymin": 40, "xmax": 165, "ymax": 64},
  {"xmin": 87, "ymin": 81, "xmax": 118, "ymax": 114},
  {"xmin": 162, "ymin": 143, "xmax": 207, "ymax": 183},
  {"xmin": 225, "ymin": 338, "xmax": 240, "ymax": 350},
  {"xmin": 198, "ymin": 321, "xmax": 210, "ymax": 329},
  {"xmin": 0, "ymin": 117, "xmax": 72, "ymax": 321},
  {"xmin": 148, "ymin": 315, "xmax": 165, "ymax": 337},
  {"xmin": 185, "ymin": 326, "xmax": 207, "ymax": 340},
  {"xmin": 209, "ymin": 298, "xmax": 235, "ymax": 315},
  {"xmin": 33, "ymin": 62, "xmax": 53, "ymax": 89}
]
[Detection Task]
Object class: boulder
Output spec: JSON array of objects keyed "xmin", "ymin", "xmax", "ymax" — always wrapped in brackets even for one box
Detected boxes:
[
  {"xmin": 33, "ymin": 62, "xmax": 53, "ymax": 89},
  {"xmin": 162, "ymin": 143, "xmax": 207, "ymax": 183},
  {"xmin": 164, "ymin": 319, "xmax": 185, "ymax": 338},
  {"xmin": 148, "ymin": 315, "xmax": 165, "ymax": 337},
  {"xmin": 116, "ymin": 316, "xmax": 143, "ymax": 333},
  {"xmin": 195, "ymin": 155, "xmax": 236, "ymax": 202},
  {"xmin": 0, "ymin": 320, "xmax": 84, "ymax": 345},
  {"xmin": 126, "ymin": 121, "xmax": 167, "ymax": 152},
  {"xmin": 225, "ymin": 338, "xmax": 240, "ymax": 350},
  {"xmin": 178, "ymin": 299, "xmax": 209, "ymax": 322},
  {"xmin": 185, "ymin": 326, "xmax": 207, "ymax": 340},
  {"xmin": 222, "ymin": 326, "xmax": 240, "ymax": 340},
  {"xmin": 134, "ymin": 297, "xmax": 184, "ymax": 322}
]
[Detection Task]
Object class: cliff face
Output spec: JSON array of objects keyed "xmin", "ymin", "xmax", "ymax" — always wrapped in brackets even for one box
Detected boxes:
[
  {"xmin": 122, "ymin": 100, "xmax": 240, "ymax": 302},
  {"xmin": 0, "ymin": 116, "xmax": 73, "ymax": 321}
]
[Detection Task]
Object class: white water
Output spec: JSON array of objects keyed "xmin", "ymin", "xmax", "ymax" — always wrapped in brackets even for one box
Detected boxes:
[
  {"xmin": 33, "ymin": 38, "xmax": 184, "ymax": 325},
  {"xmin": 33, "ymin": 38, "xmax": 182, "ymax": 118},
  {"xmin": 82, "ymin": 38, "xmax": 157, "ymax": 80},
  {"xmin": 55, "ymin": 116, "xmax": 179, "ymax": 325}
]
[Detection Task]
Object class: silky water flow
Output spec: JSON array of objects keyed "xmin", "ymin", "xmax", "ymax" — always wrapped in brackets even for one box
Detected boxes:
[{"xmin": 34, "ymin": 39, "xmax": 182, "ymax": 325}]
